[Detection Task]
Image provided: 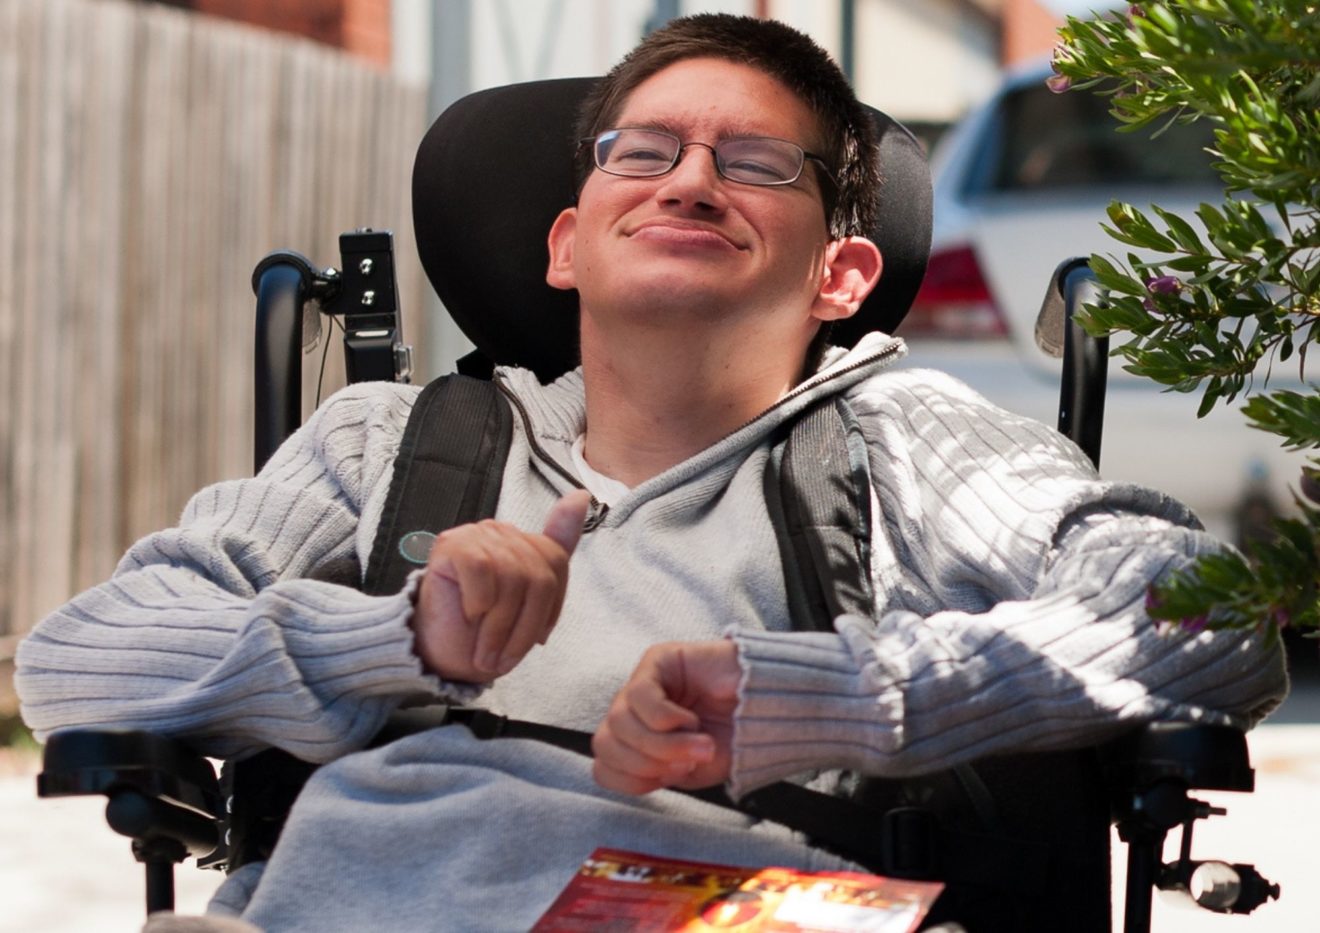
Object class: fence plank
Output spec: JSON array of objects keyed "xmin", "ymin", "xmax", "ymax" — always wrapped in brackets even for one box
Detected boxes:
[
  {"xmin": 0, "ymin": 0, "xmax": 23, "ymax": 641},
  {"xmin": 0, "ymin": 0, "xmax": 429, "ymax": 641},
  {"xmin": 70, "ymin": 1, "xmax": 132, "ymax": 593}
]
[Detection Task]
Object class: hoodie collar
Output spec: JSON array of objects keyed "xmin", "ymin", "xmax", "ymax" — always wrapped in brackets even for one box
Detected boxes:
[{"xmin": 496, "ymin": 331, "xmax": 907, "ymax": 511}]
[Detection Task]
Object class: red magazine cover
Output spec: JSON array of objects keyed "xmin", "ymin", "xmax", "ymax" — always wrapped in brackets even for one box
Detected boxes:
[{"xmin": 532, "ymin": 848, "xmax": 943, "ymax": 932}]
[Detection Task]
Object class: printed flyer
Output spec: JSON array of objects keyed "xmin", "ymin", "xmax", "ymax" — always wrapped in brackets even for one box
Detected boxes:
[{"xmin": 532, "ymin": 847, "xmax": 943, "ymax": 932}]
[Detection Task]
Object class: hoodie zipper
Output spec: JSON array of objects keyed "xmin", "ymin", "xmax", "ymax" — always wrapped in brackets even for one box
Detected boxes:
[
  {"xmin": 495, "ymin": 375, "xmax": 610, "ymax": 531},
  {"xmin": 494, "ymin": 337, "xmax": 903, "ymax": 532}
]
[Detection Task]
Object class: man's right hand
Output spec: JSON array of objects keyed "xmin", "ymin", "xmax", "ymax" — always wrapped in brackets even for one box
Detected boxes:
[{"xmin": 411, "ymin": 490, "xmax": 591, "ymax": 683}]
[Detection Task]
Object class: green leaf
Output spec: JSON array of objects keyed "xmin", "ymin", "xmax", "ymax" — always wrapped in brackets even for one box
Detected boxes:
[
  {"xmin": 1165, "ymin": 254, "xmax": 1211, "ymax": 272},
  {"xmin": 1153, "ymin": 205, "xmax": 1207, "ymax": 254},
  {"xmin": 1243, "ymin": 391, "xmax": 1320, "ymax": 449},
  {"xmin": 1088, "ymin": 253, "xmax": 1147, "ymax": 298}
]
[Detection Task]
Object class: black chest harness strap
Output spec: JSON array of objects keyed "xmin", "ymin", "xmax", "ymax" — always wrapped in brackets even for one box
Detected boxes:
[
  {"xmin": 350, "ymin": 374, "xmax": 1049, "ymax": 893},
  {"xmin": 374, "ymin": 704, "xmax": 1046, "ymax": 893},
  {"xmin": 362, "ymin": 373, "xmax": 514, "ymax": 597}
]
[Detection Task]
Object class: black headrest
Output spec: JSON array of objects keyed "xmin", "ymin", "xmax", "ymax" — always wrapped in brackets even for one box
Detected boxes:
[{"xmin": 413, "ymin": 77, "xmax": 931, "ymax": 383}]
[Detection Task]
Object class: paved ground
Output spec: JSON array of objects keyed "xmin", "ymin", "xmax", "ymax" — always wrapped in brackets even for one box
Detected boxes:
[{"xmin": 3, "ymin": 684, "xmax": 1316, "ymax": 933}]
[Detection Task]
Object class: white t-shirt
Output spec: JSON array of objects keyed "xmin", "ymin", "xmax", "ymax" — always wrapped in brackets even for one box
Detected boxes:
[{"xmin": 570, "ymin": 434, "xmax": 630, "ymax": 505}]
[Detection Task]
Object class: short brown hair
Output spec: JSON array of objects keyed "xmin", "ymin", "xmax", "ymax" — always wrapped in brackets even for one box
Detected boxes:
[{"xmin": 573, "ymin": 14, "xmax": 879, "ymax": 240}]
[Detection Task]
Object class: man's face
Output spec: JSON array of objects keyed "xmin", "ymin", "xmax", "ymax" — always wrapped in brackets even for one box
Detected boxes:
[{"xmin": 547, "ymin": 57, "xmax": 837, "ymax": 340}]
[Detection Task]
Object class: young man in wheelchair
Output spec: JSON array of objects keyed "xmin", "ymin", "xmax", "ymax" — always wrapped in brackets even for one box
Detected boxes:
[{"xmin": 17, "ymin": 14, "xmax": 1284, "ymax": 931}]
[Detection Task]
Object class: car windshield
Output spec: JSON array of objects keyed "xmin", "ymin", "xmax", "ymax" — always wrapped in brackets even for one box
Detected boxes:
[{"xmin": 982, "ymin": 82, "xmax": 1220, "ymax": 192}]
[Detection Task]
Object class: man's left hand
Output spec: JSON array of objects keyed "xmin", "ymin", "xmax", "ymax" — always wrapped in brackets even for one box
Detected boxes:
[{"xmin": 592, "ymin": 640, "xmax": 740, "ymax": 794}]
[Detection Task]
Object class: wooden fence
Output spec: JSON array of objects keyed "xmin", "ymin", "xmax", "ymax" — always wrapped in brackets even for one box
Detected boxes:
[{"xmin": 0, "ymin": 0, "xmax": 429, "ymax": 646}]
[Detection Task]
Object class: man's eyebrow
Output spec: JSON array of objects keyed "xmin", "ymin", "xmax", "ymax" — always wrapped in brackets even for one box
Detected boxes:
[
  {"xmin": 617, "ymin": 119, "xmax": 679, "ymax": 134},
  {"xmin": 615, "ymin": 118, "xmax": 797, "ymax": 142}
]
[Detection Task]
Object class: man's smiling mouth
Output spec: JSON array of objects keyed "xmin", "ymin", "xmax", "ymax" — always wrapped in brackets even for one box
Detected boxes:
[{"xmin": 628, "ymin": 220, "xmax": 745, "ymax": 251}]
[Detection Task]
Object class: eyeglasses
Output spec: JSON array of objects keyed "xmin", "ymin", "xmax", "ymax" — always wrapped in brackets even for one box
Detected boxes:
[{"xmin": 585, "ymin": 128, "xmax": 835, "ymax": 189}]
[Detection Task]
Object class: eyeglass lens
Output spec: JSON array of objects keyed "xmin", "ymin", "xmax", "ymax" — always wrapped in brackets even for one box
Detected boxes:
[{"xmin": 594, "ymin": 129, "xmax": 806, "ymax": 186}]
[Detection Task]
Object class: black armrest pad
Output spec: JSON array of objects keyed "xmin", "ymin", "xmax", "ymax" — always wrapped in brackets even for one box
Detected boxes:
[
  {"xmin": 38, "ymin": 728, "xmax": 222, "ymax": 818},
  {"xmin": 1100, "ymin": 722, "xmax": 1254, "ymax": 793}
]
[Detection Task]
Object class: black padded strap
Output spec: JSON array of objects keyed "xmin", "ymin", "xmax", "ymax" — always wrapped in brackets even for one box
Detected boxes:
[
  {"xmin": 362, "ymin": 375, "xmax": 513, "ymax": 596},
  {"xmin": 764, "ymin": 397, "xmax": 875, "ymax": 630},
  {"xmin": 414, "ymin": 707, "xmax": 1048, "ymax": 893}
]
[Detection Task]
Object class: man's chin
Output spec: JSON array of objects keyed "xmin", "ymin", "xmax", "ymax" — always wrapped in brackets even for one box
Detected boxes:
[{"xmin": 621, "ymin": 279, "xmax": 743, "ymax": 320}]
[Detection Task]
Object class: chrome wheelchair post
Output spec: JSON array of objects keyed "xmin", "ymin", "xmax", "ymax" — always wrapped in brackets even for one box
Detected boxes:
[
  {"xmin": 251, "ymin": 252, "xmax": 319, "ymax": 473},
  {"xmin": 1057, "ymin": 262, "xmax": 1108, "ymax": 470},
  {"xmin": 1114, "ymin": 780, "xmax": 1181, "ymax": 933},
  {"xmin": 1035, "ymin": 257, "xmax": 1109, "ymax": 469},
  {"xmin": 137, "ymin": 838, "xmax": 182, "ymax": 915}
]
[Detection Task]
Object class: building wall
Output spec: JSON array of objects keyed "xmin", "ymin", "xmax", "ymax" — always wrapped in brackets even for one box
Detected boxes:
[
  {"xmin": 1002, "ymin": 0, "xmax": 1064, "ymax": 66},
  {"xmin": 853, "ymin": 0, "xmax": 1000, "ymax": 124},
  {"xmin": 189, "ymin": 0, "xmax": 393, "ymax": 65}
]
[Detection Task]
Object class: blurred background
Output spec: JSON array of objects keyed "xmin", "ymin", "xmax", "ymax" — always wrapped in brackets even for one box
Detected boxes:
[{"xmin": 1, "ymin": 1, "xmax": 1315, "ymax": 930}]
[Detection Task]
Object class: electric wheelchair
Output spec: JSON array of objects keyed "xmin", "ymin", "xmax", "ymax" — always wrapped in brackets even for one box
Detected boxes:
[{"xmin": 35, "ymin": 78, "xmax": 1279, "ymax": 932}]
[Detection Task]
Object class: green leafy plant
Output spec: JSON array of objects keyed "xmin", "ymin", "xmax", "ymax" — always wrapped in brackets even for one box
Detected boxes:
[{"xmin": 1052, "ymin": 0, "xmax": 1319, "ymax": 634}]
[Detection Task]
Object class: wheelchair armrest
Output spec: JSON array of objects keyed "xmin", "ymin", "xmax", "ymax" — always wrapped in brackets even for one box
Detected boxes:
[
  {"xmin": 1100, "ymin": 721, "xmax": 1254, "ymax": 795},
  {"xmin": 1102, "ymin": 722, "xmax": 1276, "ymax": 930},
  {"xmin": 38, "ymin": 728, "xmax": 223, "ymax": 859}
]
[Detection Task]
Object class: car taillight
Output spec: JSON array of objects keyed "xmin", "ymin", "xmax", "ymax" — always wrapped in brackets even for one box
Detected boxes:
[{"xmin": 905, "ymin": 244, "xmax": 1009, "ymax": 338}]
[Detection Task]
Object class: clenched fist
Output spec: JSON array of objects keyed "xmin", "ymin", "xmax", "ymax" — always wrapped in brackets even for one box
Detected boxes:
[{"xmin": 592, "ymin": 640, "xmax": 741, "ymax": 794}]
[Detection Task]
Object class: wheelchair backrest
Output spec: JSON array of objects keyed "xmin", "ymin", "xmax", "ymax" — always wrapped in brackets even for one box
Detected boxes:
[{"xmin": 411, "ymin": 78, "xmax": 933, "ymax": 382}]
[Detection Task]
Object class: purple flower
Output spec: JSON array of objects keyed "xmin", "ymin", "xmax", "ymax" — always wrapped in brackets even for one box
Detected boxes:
[
  {"xmin": 1047, "ymin": 45, "xmax": 1073, "ymax": 94},
  {"xmin": 1145, "ymin": 275, "xmax": 1181, "ymax": 295},
  {"xmin": 1180, "ymin": 614, "xmax": 1209, "ymax": 634},
  {"xmin": 1129, "ymin": 4, "xmax": 1146, "ymax": 19},
  {"xmin": 1272, "ymin": 607, "xmax": 1292, "ymax": 629}
]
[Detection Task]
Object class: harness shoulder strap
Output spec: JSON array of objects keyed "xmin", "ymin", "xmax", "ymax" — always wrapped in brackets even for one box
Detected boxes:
[
  {"xmin": 764, "ymin": 396, "xmax": 875, "ymax": 630},
  {"xmin": 362, "ymin": 374, "xmax": 513, "ymax": 596}
]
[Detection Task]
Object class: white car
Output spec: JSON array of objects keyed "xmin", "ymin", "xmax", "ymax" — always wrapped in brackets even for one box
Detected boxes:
[{"xmin": 897, "ymin": 59, "xmax": 1301, "ymax": 542}]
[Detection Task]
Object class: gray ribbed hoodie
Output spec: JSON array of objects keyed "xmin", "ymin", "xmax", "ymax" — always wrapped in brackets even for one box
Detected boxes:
[{"xmin": 16, "ymin": 334, "xmax": 1285, "ymax": 931}]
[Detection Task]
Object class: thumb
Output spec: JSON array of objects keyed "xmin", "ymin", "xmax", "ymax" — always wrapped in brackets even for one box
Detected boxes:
[
  {"xmin": 541, "ymin": 489, "xmax": 592, "ymax": 554},
  {"xmin": 426, "ymin": 558, "xmax": 466, "ymax": 622}
]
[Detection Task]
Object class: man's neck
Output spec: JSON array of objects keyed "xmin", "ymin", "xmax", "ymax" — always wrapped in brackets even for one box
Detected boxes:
[{"xmin": 577, "ymin": 317, "xmax": 811, "ymax": 487}]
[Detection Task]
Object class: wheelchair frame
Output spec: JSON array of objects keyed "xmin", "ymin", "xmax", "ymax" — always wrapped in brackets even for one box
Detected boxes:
[{"xmin": 32, "ymin": 71, "xmax": 1281, "ymax": 928}]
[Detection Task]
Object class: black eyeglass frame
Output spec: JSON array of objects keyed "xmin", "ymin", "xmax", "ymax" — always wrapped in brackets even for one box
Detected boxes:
[{"xmin": 581, "ymin": 127, "xmax": 838, "ymax": 225}]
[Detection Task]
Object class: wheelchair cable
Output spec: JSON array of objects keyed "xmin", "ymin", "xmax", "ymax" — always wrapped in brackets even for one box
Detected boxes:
[{"xmin": 313, "ymin": 314, "xmax": 344, "ymax": 408}]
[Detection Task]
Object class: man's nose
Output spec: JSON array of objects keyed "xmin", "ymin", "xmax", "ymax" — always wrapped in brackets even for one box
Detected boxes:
[{"xmin": 654, "ymin": 143, "xmax": 727, "ymax": 210}]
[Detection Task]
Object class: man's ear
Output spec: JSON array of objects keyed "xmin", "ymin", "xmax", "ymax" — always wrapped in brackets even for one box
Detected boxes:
[
  {"xmin": 810, "ymin": 236, "xmax": 883, "ymax": 322},
  {"xmin": 546, "ymin": 208, "xmax": 578, "ymax": 292}
]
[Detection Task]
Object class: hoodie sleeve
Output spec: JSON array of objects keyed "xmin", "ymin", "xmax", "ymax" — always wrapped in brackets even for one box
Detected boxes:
[
  {"xmin": 727, "ymin": 370, "xmax": 1286, "ymax": 798},
  {"xmin": 14, "ymin": 383, "xmax": 473, "ymax": 763}
]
